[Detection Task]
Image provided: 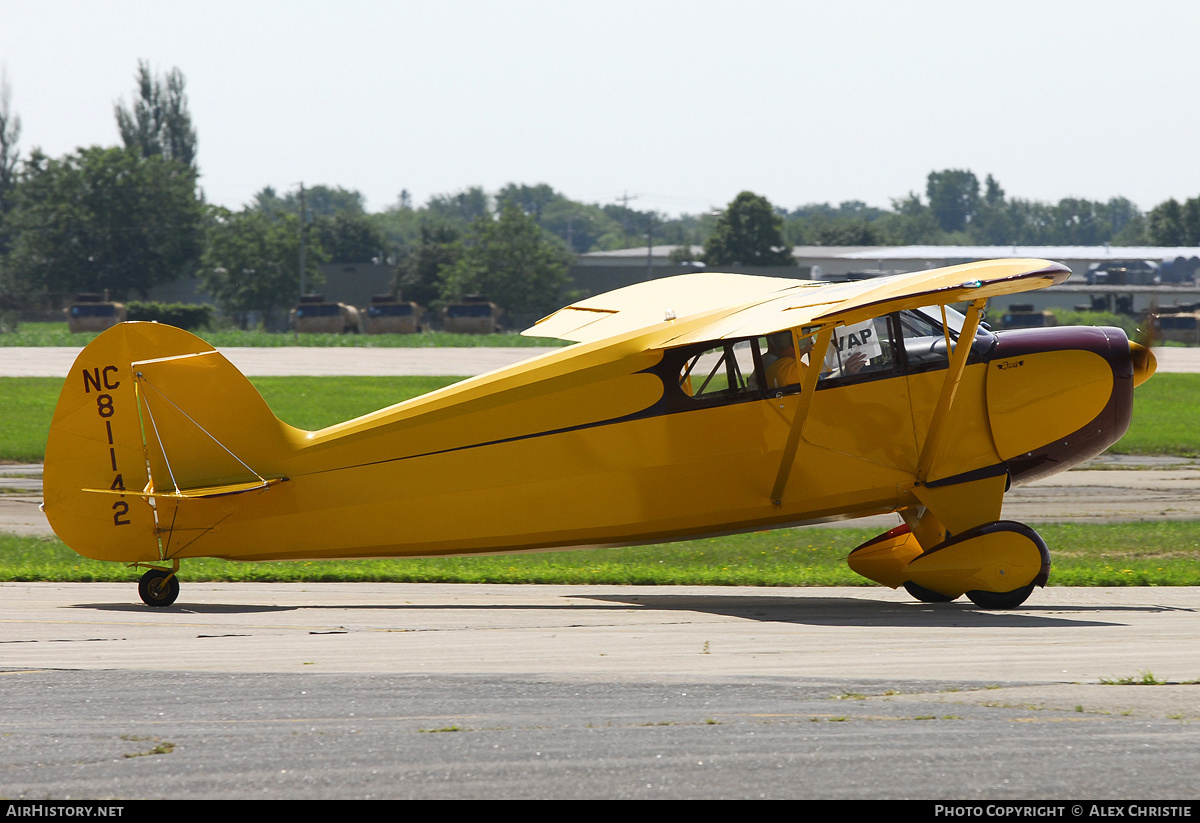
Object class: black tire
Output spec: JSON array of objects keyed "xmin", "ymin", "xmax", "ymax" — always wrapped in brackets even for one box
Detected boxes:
[
  {"xmin": 903, "ymin": 581, "xmax": 956, "ymax": 603},
  {"xmin": 138, "ymin": 569, "xmax": 180, "ymax": 607},
  {"xmin": 966, "ymin": 583, "xmax": 1035, "ymax": 610}
]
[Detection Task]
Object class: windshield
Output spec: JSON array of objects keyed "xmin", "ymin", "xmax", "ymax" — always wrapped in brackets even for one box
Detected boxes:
[
  {"xmin": 902, "ymin": 307, "xmax": 995, "ymax": 370},
  {"xmin": 915, "ymin": 304, "xmax": 996, "ymax": 338}
]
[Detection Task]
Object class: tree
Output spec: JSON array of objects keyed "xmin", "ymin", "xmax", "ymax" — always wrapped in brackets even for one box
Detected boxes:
[
  {"xmin": 392, "ymin": 223, "xmax": 461, "ymax": 306},
  {"xmin": 439, "ymin": 204, "xmax": 572, "ymax": 325},
  {"xmin": 198, "ymin": 207, "xmax": 326, "ymax": 319},
  {"xmin": 1146, "ymin": 198, "xmax": 1185, "ymax": 246},
  {"xmin": 253, "ymin": 184, "xmax": 367, "ymax": 218},
  {"xmin": 0, "ymin": 68, "xmax": 19, "ymax": 218},
  {"xmin": 495, "ymin": 183, "xmax": 558, "ymax": 221},
  {"xmin": 249, "ymin": 184, "xmax": 385, "ymax": 263},
  {"xmin": 1146, "ymin": 197, "xmax": 1200, "ymax": 246},
  {"xmin": 926, "ymin": 169, "xmax": 980, "ymax": 233},
  {"xmin": 115, "ymin": 60, "xmax": 197, "ymax": 168},
  {"xmin": 426, "ymin": 187, "xmax": 490, "ymax": 225},
  {"xmin": 4, "ymin": 146, "xmax": 202, "ymax": 300},
  {"xmin": 0, "ymin": 69, "xmax": 21, "ymax": 265},
  {"xmin": 310, "ymin": 213, "xmax": 387, "ymax": 263},
  {"xmin": 539, "ymin": 198, "xmax": 616, "ymax": 253},
  {"xmin": 1183, "ymin": 198, "xmax": 1200, "ymax": 247},
  {"xmin": 782, "ymin": 201, "xmax": 895, "ymax": 246},
  {"xmin": 812, "ymin": 218, "xmax": 889, "ymax": 246},
  {"xmin": 250, "ymin": 186, "xmax": 288, "ymax": 219},
  {"xmin": 495, "ymin": 183, "xmax": 624, "ymax": 254},
  {"xmin": 375, "ymin": 199, "xmax": 423, "ymax": 260},
  {"xmin": 703, "ymin": 191, "xmax": 792, "ymax": 266}
]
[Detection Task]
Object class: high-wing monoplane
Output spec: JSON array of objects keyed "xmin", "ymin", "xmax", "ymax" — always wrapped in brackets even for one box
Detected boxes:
[{"xmin": 42, "ymin": 259, "xmax": 1156, "ymax": 608}]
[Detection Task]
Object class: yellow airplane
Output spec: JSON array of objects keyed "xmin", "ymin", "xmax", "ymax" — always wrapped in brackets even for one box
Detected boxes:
[{"xmin": 42, "ymin": 259, "xmax": 1156, "ymax": 609}]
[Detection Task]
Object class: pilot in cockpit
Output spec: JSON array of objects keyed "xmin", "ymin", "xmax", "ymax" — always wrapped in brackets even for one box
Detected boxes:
[{"xmin": 765, "ymin": 330, "xmax": 865, "ymax": 389}]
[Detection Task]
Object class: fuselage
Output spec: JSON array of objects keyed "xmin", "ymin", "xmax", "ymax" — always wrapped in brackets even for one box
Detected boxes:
[
  {"xmin": 172, "ymin": 320, "xmax": 1146, "ymax": 562},
  {"xmin": 43, "ymin": 314, "xmax": 1148, "ymax": 565}
]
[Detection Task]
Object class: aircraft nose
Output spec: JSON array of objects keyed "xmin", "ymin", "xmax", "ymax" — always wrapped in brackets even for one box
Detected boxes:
[{"xmin": 1130, "ymin": 341, "xmax": 1157, "ymax": 388}]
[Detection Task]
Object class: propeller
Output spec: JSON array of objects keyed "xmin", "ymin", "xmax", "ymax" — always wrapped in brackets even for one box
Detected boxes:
[{"xmin": 1131, "ymin": 300, "xmax": 1158, "ymax": 388}]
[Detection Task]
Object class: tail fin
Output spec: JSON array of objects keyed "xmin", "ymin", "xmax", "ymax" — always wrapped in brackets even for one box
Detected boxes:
[{"xmin": 43, "ymin": 322, "xmax": 300, "ymax": 562}]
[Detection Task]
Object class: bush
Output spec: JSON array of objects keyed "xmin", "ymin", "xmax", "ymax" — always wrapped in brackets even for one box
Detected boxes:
[
  {"xmin": 1048, "ymin": 308, "xmax": 1140, "ymax": 338},
  {"xmin": 126, "ymin": 302, "xmax": 215, "ymax": 330}
]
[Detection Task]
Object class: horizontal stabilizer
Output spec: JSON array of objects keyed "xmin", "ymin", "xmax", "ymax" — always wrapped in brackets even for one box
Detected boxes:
[{"xmin": 82, "ymin": 477, "xmax": 288, "ymax": 500}]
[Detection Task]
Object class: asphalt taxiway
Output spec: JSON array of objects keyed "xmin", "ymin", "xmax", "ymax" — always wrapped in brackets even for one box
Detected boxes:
[{"xmin": 1, "ymin": 583, "xmax": 1198, "ymax": 799}]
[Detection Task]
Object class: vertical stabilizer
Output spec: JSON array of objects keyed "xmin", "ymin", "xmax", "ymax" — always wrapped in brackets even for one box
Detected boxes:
[{"xmin": 43, "ymin": 322, "xmax": 298, "ymax": 562}]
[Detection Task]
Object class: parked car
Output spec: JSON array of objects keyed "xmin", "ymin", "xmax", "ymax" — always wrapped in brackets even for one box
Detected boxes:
[
  {"xmin": 364, "ymin": 295, "xmax": 423, "ymax": 334},
  {"xmin": 998, "ymin": 303, "xmax": 1057, "ymax": 329},
  {"xmin": 1149, "ymin": 304, "xmax": 1200, "ymax": 345},
  {"xmin": 66, "ymin": 294, "xmax": 127, "ymax": 333},
  {"xmin": 442, "ymin": 296, "xmax": 503, "ymax": 334},
  {"xmin": 1085, "ymin": 260, "xmax": 1160, "ymax": 286},
  {"xmin": 289, "ymin": 295, "xmax": 362, "ymax": 334}
]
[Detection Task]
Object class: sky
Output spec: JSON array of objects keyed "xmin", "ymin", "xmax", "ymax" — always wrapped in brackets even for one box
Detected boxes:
[{"xmin": 3, "ymin": 0, "xmax": 1199, "ymax": 218}]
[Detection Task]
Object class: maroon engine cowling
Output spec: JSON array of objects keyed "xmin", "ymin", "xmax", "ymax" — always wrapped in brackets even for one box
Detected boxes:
[{"xmin": 987, "ymin": 326, "xmax": 1136, "ymax": 487}]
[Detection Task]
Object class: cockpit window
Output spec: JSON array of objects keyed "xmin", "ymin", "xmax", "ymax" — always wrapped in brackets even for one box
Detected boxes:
[
  {"xmin": 669, "ymin": 306, "xmax": 991, "ymax": 407},
  {"xmin": 762, "ymin": 331, "xmax": 808, "ymax": 392},
  {"xmin": 679, "ymin": 339, "xmax": 761, "ymax": 399},
  {"xmin": 817, "ymin": 315, "xmax": 899, "ymax": 386}
]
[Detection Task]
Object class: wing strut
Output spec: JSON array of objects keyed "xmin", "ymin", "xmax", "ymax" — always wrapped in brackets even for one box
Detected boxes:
[
  {"xmin": 769, "ymin": 326, "xmax": 833, "ymax": 505},
  {"xmin": 915, "ymin": 298, "xmax": 986, "ymax": 484}
]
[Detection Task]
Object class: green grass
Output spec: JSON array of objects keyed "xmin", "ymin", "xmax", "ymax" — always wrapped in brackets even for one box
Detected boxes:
[
  {"xmin": 0, "ymin": 377, "xmax": 61, "ymax": 462},
  {"xmin": 2, "ymin": 521, "xmax": 1198, "ymax": 585},
  {"xmin": 1047, "ymin": 309, "xmax": 1141, "ymax": 339},
  {"xmin": 1110, "ymin": 373, "xmax": 1200, "ymax": 456},
  {"xmin": 7, "ymin": 372, "xmax": 1200, "ymax": 463},
  {"xmin": 1099, "ymin": 671, "xmax": 1168, "ymax": 685},
  {"xmin": 1037, "ymin": 521, "xmax": 1200, "ymax": 585},
  {"xmin": 0, "ymin": 322, "xmax": 567, "ymax": 348}
]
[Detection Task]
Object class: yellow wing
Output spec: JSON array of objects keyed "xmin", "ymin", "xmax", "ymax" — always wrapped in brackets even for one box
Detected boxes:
[
  {"xmin": 523, "ymin": 259, "xmax": 1070, "ymax": 346},
  {"xmin": 524, "ymin": 271, "xmax": 821, "ymax": 343}
]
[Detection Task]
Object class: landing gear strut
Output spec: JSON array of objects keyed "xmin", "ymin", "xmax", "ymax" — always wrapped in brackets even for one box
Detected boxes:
[{"xmin": 138, "ymin": 568, "xmax": 180, "ymax": 607}]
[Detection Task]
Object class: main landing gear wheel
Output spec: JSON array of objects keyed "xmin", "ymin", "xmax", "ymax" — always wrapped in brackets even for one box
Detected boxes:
[
  {"xmin": 138, "ymin": 569, "xmax": 180, "ymax": 607},
  {"xmin": 965, "ymin": 583, "xmax": 1036, "ymax": 610},
  {"xmin": 903, "ymin": 581, "xmax": 957, "ymax": 603}
]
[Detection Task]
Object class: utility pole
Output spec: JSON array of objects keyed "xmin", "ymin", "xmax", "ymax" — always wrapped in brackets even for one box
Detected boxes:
[
  {"xmin": 298, "ymin": 183, "xmax": 308, "ymax": 297},
  {"xmin": 619, "ymin": 191, "xmax": 637, "ymax": 248},
  {"xmin": 646, "ymin": 214, "xmax": 655, "ymax": 280}
]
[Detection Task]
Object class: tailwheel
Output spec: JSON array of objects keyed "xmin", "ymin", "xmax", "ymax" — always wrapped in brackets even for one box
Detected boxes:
[
  {"xmin": 965, "ymin": 582, "xmax": 1037, "ymax": 610},
  {"xmin": 138, "ymin": 569, "xmax": 180, "ymax": 607}
]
